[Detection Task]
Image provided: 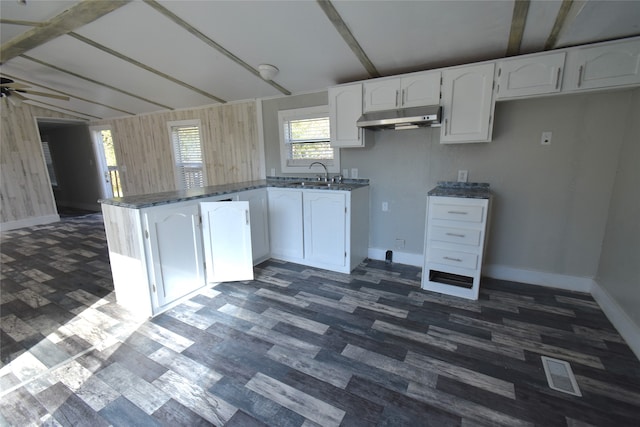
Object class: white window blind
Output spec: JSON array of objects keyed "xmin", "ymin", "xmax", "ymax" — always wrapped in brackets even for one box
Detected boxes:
[{"xmin": 169, "ymin": 122, "xmax": 204, "ymax": 189}]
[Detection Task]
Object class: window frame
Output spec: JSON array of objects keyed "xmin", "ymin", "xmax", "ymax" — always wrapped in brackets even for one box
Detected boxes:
[
  {"xmin": 278, "ymin": 106, "xmax": 340, "ymax": 174},
  {"xmin": 167, "ymin": 119, "xmax": 207, "ymax": 190}
]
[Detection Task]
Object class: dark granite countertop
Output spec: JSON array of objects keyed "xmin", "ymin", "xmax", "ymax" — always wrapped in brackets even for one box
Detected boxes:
[
  {"xmin": 99, "ymin": 177, "xmax": 369, "ymax": 209},
  {"xmin": 428, "ymin": 181, "xmax": 491, "ymax": 199}
]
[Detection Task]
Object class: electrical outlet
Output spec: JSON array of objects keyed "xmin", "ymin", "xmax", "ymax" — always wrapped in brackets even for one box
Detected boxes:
[
  {"xmin": 382, "ymin": 202, "xmax": 389, "ymax": 212},
  {"xmin": 541, "ymin": 131, "xmax": 552, "ymax": 145},
  {"xmin": 394, "ymin": 239, "xmax": 405, "ymax": 249},
  {"xmin": 343, "ymin": 169, "xmax": 349, "ymax": 178},
  {"xmin": 351, "ymin": 168, "xmax": 358, "ymax": 178},
  {"xmin": 270, "ymin": 168, "xmax": 276, "ymax": 176},
  {"xmin": 457, "ymin": 170, "xmax": 468, "ymax": 182}
]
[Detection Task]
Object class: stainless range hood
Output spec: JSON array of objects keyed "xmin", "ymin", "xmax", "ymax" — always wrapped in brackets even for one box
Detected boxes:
[{"xmin": 356, "ymin": 105, "xmax": 442, "ymax": 130}]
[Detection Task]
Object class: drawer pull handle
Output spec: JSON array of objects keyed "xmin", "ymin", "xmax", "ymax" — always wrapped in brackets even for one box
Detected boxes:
[
  {"xmin": 446, "ymin": 232, "xmax": 466, "ymax": 238},
  {"xmin": 447, "ymin": 210, "xmax": 468, "ymax": 215},
  {"xmin": 443, "ymin": 256, "xmax": 462, "ymax": 262}
]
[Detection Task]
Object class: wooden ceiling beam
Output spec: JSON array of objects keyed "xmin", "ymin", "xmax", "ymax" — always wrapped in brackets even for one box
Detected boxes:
[
  {"xmin": 545, "ymin": 0, "xmax": 576, "ymax": 50},
  {"xmin": 316, "ymin": 0, "xmax": 380, "ymax": 78},
  {"xmin": 0, "ymin": 0, "xmax": 130, "ymax": 64},
  {"xmin": 506, "ymin": 0, "xmax": 530, "ymax": 57},
  {"xmin": 1, "ymin": 73, "xmax": 135, "ymax": 116},
  {"xmin": 21, "ymin": 54, "xmax": 173, "ymax": 110},
  {"xmin": 144, "ymin": 0, "xmax": 291, "ymax": 96},
  {"xmin": 68, "ymin": 32, "xmax": 227, "ymax": 104}
]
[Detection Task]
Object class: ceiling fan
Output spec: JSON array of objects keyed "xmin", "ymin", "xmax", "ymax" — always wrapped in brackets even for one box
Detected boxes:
[{"xmin": 1, "ymin": 77, "xmax": 69, "ymax": 102}]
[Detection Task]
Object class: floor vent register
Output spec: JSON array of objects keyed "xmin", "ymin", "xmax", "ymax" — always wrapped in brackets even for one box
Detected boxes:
[{"xmin": 541, "ymin": 356, "xmax": 582, "ymax": 396}]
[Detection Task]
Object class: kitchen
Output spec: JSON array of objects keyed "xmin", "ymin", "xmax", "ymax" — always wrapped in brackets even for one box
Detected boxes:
[{"xmin": 1, "ymin": 1, "xmax": 639, "ymax": 425}]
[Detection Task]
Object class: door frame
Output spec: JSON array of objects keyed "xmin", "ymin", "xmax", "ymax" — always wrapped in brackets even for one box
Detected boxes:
[{"xmin": 89, "ymin": 125, "xmax": 115, "ymax": 199}]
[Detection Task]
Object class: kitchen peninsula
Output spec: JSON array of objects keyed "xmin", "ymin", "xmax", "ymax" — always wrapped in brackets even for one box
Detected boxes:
[{"xmin": 100, "ymin": 178, "xmax": 369, "ymax": 316}]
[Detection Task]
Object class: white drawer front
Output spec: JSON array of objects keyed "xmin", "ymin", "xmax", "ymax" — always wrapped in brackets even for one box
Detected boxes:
[
  {"xmin": 431, "ymin": 203, "xmax": 484, "ymax": 222},
  {"xmin": 428, "ymin": 248, "xmax": 478, "ymax": 269},
  {"xmin": 430, "ymin": 226, "xmax": 481, "ymax": 246}
]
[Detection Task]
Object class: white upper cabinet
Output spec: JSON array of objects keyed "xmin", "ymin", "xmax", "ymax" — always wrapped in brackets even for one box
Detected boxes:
[
  {"xmin": 363, "ymin": 71, "xmax": 441, "ymax": 112},
  {"xmin": 440, "ymin": 63, "xmax": 496, "ymax": 144},
  {"xmin": 329, "ymin": 83, "xmax": 363, "ymax": 147},
  {"xmin": 496, "ymin": 52, "xmax": 565, "ymax": 99},
  {"xmin": 564, "ymin": 37, "xmax": 640, "ymax": 91}
]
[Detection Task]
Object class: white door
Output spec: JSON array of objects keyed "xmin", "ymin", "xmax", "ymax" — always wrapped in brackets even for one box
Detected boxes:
[
  {"xmin": 90, "ymin": 126, "xmax": 119, "ymax": 198},
  {"xmin": 146, "ymin": 203, "xmax": 206, "ymax": 308},
  {"xmin": 201, "ymin": 201, "xmax": 254, "ymax": 283}
]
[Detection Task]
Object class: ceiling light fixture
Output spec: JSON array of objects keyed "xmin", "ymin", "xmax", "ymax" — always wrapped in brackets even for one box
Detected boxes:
[{"xmin": 258, "ymin": 64, "xmax": 279, "ymax": 81}]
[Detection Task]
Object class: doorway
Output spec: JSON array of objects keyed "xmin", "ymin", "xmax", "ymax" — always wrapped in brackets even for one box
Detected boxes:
[{"xmin": 90, "ymin": 126, "xmax": 122, "ymax": 198}]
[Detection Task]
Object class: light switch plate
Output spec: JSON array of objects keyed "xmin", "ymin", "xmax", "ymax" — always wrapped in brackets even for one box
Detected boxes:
[
  {"xmin": 457, "ymin": 170, "xmax": 468, "ymax": 182},
  {"xmin": 351, "ymin": 168, "xmax": 358, "ymax": 179},
  {"xmin": 541, "ymin": 131, "xmax": 552, "ymax": 145}
]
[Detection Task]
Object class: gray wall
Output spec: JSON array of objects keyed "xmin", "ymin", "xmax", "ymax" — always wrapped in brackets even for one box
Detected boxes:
[
  {"xmin": 263, "ymin": 89, "xmax": 636, "ymax": 280},
  {"xmin": 597, "ymin": 89, "xmax": 640, "ymax": 329},
  {"xmin": 262, "ymin": 92, "xmax": 329, "ymax": 177},
  {"xmin": 46, "ymin": 125, "xmax": 103, "ymax": 211}
]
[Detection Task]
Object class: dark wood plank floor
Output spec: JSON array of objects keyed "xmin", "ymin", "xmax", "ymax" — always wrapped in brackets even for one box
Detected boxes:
[{"xmin": 1, "ymin": 214, "xmax": 639, "ymax": 426}]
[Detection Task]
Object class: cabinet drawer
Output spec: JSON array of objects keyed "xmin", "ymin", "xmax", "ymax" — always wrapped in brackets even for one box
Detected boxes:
[
  {"xmin": 431, "ymin": 203, "xmax": 484, "ymax": 222},
  {"xmin": 430, "ymin": 226, "xmax": 481, "ymax": 246},
  {"xmin": 428, "ymin": 248, "xmax": 478, "ymax": 270}
]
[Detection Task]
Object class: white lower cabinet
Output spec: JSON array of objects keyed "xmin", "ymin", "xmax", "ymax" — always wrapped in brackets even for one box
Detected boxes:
[
  {"xmin": 200, "ymin": 201, "xmax": 254, "ymax": 284},
  {"xmin": 103, "ymin": 195, "xmax": 254, "ymax": 317},
  {"xmin": 103, "ymin": 185, "xmax": 369, "ymax": 316},
  {"xmin": 422, "ymin": 196, "xmax": 491, "ymax": 300},
  {"xmin": 144, "ymin": 201, "xmax": 206, "ymax": 309},
  {"xmin": 238, "ymin": 189, "xmax": 270, "ymax": 264},
  {"xmin": 268, "ymin": 186, "xmax": 369, "ymax": 273},
  {"xmin": 267, "ymin": 188, "xmax": 304, "ymax": 262},
  {"xmin": 303, "ymin": 191, "xmax": 347, "ymax": 270}
]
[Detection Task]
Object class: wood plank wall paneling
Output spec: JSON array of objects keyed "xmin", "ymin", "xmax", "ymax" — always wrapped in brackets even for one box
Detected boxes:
[
  {"xmin": 93, "ymin": 102, "xmax": 261, "ymax": 196},
  {"xmin": 0, "ymin": 102, "xmax": 83, "ymax": 223}
]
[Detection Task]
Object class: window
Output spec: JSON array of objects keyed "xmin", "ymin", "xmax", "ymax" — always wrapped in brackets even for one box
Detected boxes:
[
  {"xmin": 278, "ymin": 106, "xmax": 340, "ymax": 173},
  {"xmin": 168, "ymin": 120, "xmax": 206, "ymax": 190}
]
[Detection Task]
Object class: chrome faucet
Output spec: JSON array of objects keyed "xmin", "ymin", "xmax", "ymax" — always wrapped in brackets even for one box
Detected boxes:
[{"xmin": 309, "ymin": 161, "xmax": 329, "ymax": 182}]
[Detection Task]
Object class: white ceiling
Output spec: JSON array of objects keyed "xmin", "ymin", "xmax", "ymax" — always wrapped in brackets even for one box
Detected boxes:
[{"xmin": 1, "ymin": 0, "xmax": 639, "ymax": 120}]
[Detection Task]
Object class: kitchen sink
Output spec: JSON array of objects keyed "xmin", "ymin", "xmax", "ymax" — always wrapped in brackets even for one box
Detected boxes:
[{"xmin": 285, "ymin": 181, "xmax": 345, "ymax": 188}]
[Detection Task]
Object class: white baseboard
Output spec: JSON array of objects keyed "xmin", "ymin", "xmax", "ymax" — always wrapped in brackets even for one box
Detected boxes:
[
  {"xmin": 0, "ymin": 214, "xmax": 60, "ymax": 232},
  {"xmin": 591, "ymin": 280, "xmax": 640, "ymax": 360},
  {"xmin": 368, "ymin": 248, "xmax": 423, "ymax": 267},
  {"xmin": 483, "ymin": 264, "xmax": 594, "ymax": 293}
]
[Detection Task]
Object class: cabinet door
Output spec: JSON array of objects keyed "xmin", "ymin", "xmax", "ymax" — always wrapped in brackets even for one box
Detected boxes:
[
  {"xmin": 329, "ymin": 83, "xmax": 363, "ymax": 147},
  {"xmin": 496, "ymin": 52, "xmax": 565, "ymax": 99},
  {"xmin": 364, "ymin": 79, "xmax": 400, "ymax": 112},
  {"xmin": 200, "ymin": 201, "xmax": 254, "ymax": 283},
  {"xmin": 303, "ymin": 191, "xmax": 347, "ymax": 268},
  {"xmin": 565, "ymin": 38, "xmax": 640, "ymax": 91},
  {"xmin": 267, "ymin": 188, "xmax": 304, "ymax": 260},
  {"xmin": 401, "ymin": 72, "xmax": 441, "ymax": 108},
  {"xmin": 441, "ymin": 63, "xmax": 495, "ymax": 143},
  {"xmin": 145, "ymin": 203, "xmax": 205, "ymax": 308},
  {"xmin": 238, "ymin": 189, "xmax": 270, "ymax": 264}
]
